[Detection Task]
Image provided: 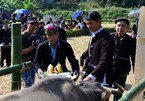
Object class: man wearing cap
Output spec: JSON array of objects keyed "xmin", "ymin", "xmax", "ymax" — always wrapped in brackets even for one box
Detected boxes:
[
  {"xmin": 33, "ymin": 24, "xmax": 79, "ymax": 79},
  {"xmin": 80, "ymin": 11, "xmax": 114, "ymax": 98},
  {"xmin": 21, "ymin": 17, "xmax": 39, "ymax": 87},
  {"xmin": 0, "ymin": 19, "xmax": 11, "ymax": 67},
  {"xmin": 80, "ymin": 11, "xmax": 114, "ymax": 88},
  {"xmin": 111, "ymin": 18, "xmax": 136, "ymax": 101}
]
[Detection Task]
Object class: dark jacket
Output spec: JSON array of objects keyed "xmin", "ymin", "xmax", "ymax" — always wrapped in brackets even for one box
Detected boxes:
[
  {"xmin": 0, "ymin": 28, "xmax": 11, "ymax": 44},
  {"xmin": 22, "ymin": 31, "xmax": 35, "ymax": 62},
  {"xmin": 111, "ymin": 33, "xmax": 136, "ymax": 75},
  {"xmin": 22, "ymin": 31, "xmax": 47, "ymax": 62},
  {"xmin": 58, "ymin": 27, "xmax": 67, "ymax": 41},
  {"xmin": 80, "ymin": 29, "xmax": 114, "ymax": 85},
  {"xmin": 33, "ymin": 39, "xmax": 79, "ymax": 72}
]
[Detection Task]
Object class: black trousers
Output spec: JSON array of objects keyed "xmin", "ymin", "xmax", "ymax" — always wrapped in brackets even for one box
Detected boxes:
[
  {"xmin": 0, "ymin": 47, "xmax": 11, "ymax": 67},
  {"xmin": 112, "ymin": 75, "xmax": 127, "ymax": 101}
]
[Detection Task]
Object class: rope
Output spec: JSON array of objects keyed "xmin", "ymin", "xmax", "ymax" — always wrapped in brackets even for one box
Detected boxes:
[{"xmin": 20, "ymin": 62, "xmax": 28, "ymax": 72}]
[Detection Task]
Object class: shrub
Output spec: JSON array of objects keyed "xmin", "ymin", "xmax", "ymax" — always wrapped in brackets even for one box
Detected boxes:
[
  {"xmin": 66, "ymin": 28, "xmax": 90, "ymax": 37},
  {"xmin": 66, "ymin": 26, "xmax": 114, "ymax": 38},
  {"xmin": 97, "ymin": 6, "xmax": 129, "ymax": 21},
  {"xmin": 42, "ymin": 6, "xmax": 131, "ymax": 22}
]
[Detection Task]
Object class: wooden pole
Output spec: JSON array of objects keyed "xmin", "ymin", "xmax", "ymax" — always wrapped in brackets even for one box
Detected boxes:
[
  {"xmin": 133, "ymin": 6, "xmax": 145, "ymax": 101},
  {"xmin": 11, "ymin": 23, "xmax": 22, "ymax": 91}
]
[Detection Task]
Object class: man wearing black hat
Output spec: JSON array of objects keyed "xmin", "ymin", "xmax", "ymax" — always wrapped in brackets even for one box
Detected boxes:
[
  {"xmin": 33, "ymin": 24, "xmax": 79, "ymax": 80},
  {"xmin": 111, "ymin": 18, "xmax": 136, "ymax": 101},
  {"xmin": 80, "ymin": 11, "xmax": 114, "ymax": 97},
  {"xmin": 21, "ymin": 17, "xmax": 39, "ymax": 87}
]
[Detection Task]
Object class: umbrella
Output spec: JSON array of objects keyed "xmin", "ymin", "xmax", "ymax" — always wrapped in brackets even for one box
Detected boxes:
[
  {"xmin": 72, "ymin": 10, "xmax": 83, "ymax": 19},
  {"xmin": 128, "ymin": 8, "xmax": 140, "ymax": 18},
  {"xmin": 13, "ymin": 8, "xmax": 30, "ymax": 14},
  {"xmin": 13, "ymin": 8, "xmax": 30, "ymax": 20}
]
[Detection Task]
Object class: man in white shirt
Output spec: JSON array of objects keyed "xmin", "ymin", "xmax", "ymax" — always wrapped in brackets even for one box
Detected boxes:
[{"xmin": 80, "ymin": 11, "xmax": 114, "ymax": 87}]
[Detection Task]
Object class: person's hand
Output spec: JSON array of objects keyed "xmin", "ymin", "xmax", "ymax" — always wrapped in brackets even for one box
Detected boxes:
[
  {"xmin": 83, "ymin": 76, "xmax": 91, "ymax": 81},
  {"xmin": 3, "ymin": 43, "xmax": 10, "ymax": 48},
  {"xmin": 71, "ymin": 70, "xmax": 79, "ymax": 81},
  {"xmin": 37, "ymin": 68, "xmax": 43, "ymax": 78},
  {"xmin": 32, "ymin": 40, "xmax": 40, "ymax": 48}
]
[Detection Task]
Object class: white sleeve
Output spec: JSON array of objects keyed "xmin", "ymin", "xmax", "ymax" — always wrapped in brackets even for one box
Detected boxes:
[{"xmin": 88, "ymin": 74, "xmax": 96, "ymax": 81}]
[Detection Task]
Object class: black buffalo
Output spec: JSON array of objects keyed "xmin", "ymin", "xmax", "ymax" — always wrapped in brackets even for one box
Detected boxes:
[{"xmin": 0, "ymin": 77, "xmax": 123, "ymax": 101}]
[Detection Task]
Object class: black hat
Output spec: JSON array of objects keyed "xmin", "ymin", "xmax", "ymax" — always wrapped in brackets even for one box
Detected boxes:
[
  {"xmin": 39, "ymin": 21, "xmax": 45, "ymax": 25},
  {"xmin": 85, "ymin": 11, "xmax": 101, "ymax": 21},
  {"xmin": 27, "ymin": 17, "xmax": 38, "ymax": 24},
  {"xmin": 115, "ymin": 18, "xmax": 130, "ymax": 26}
]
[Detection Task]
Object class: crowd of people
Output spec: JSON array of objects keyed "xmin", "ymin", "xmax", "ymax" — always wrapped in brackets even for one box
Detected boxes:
[{"xmin": 0, "ymin": 11, "xmax": 137, "ymax": 101}]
